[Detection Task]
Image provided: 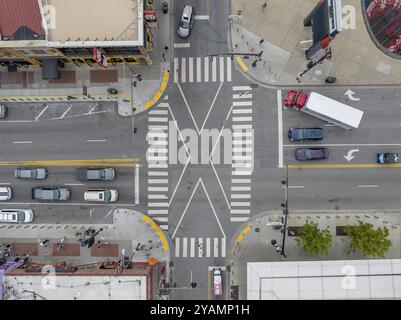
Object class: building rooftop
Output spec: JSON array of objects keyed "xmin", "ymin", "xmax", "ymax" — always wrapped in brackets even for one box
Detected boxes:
[
  {"xmin": 0, "ymin": 0, "xmax": 45, "ymax": 40},
  {"xmin": 46, "ymin": 0, "xmax": 140, "ymax": 44}
]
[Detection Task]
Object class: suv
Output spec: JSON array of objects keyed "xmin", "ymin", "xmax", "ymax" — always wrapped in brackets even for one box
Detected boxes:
[
  {"xmin": 76, "ymin": 168, "xmax": 115, "ymax": 181},
  {"xmin": 0, "ymin": 105, "xmax": 8, "ymax": 119},
  {"xmin": 0, "ymin": 187, "xmax": 12, "ymax": 201},
  {"xmin": 377, "ymin": 153, "xmax": 399, "ymax": 164},
  {"xmin": 178, "ymin": 5, "xmax": 195, "ymax": 38},
  {"xmin": 32, "ymin": 187, "xmax": 70, "ymax": 201},
  {"xmin": 15, "ymin": 168, "xmax": 48, "ymax": 180},
  {"xmin": 288, "ymin": 128, "xmax": 324, "ymax": 142},
  {"xmin": 84, "ymin": 189, "xmax": 118, "ymax": 203},
  {"xmin": 0, "ymin": 209, "xmax": 33, "ymax": 223},
  {"xmin": 295, "ymin": 148, "xmax": 329, "ymax": 161}
]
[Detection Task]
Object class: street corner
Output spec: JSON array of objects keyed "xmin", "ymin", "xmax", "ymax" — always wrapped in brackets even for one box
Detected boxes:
[{"xmin": 142, "ymin": 69, "xmax": 170, "ymax": 112}]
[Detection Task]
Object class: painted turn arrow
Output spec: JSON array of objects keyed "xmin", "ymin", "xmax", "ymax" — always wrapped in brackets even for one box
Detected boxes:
[
  {"xmin": 344, "ymin": 149, "xmax": 359, "ymax": 162},
  {"xmin": 344, "ymin": 89, "xmax": 360, "ymax": 101}
]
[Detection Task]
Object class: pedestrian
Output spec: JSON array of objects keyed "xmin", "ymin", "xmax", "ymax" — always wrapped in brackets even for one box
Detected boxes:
[
  {"xmin": 164, "ymin": 46, "xmax": 169, "ymax": 51},
  {"xmin": 262, "ymin": 2, "xmax": 267, "ymax": 9},
  {"xmin": 162, "ymin": 53, "xmax": 166, "ymax": 62},
  {"xmin": 259, "ymin": 38, "xmax": 264, "ymax": 45}
]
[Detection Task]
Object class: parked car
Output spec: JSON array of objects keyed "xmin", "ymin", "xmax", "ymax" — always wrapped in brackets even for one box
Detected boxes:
[
  {"xmin": 76, "ymin": 168, "xmax": 115, "ymax": 181},
  {"xmin": 0, "ymin": 187, "xmax": 12, "ymax": 201},
  {"xmin": 377, "ymin": 153, "xmax": 399, "ymax": 164},
  {"xmin": 107, "ymin": 88, "xmax": 118, "ymax": 95},
  {"xmin": 295, "ymin": 92, "xmax": 308, "ymax": 109},
  {"xmin": 295, "ymin": 148, "xmax": 329, "ymax": 161},
  {"xmin": 84, "ymin": 189, "xmax": 118, "ymax": 203},
  {"xmin": 32, "ymin": 187, "xmax": 70, "ymax": 201},
  {"xmin": 213, "ymin": 268, "xmax": 223, "ymax": 296},
  {"xmin": 288, "ymin": 128, "xmax": 324, "ymax": 142},
  {"xmin": 0, "ymin": 105, "xmax": 8, "ymax": 119},
  {"xmin": 284, "ymin": 90, "xmax": 297, "ymax": 107},
  {"xmin": 178, "ymin": 5, "xmax": 195, "ymax": 38},
  {"xmin": 0, "ymin": 209, "xmax": 33, "ymax": 223},
  {"xmin": 15, "ymin": 168, "xmax": 48, "ymax": 180}
]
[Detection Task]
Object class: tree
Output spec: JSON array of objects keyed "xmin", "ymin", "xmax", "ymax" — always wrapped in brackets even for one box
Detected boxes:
[
  {"xmin": 295, "ymin": 220, "xmax": 332, "ymax": 257},
  {"xmin": 345, "ymin": 221, "xmax": 392, "ymax": 258}
]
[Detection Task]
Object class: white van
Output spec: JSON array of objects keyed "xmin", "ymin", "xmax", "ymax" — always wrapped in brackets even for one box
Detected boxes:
[{"xmin": 84, "ymin": 189, "xmax": 118, "ymax": 203}]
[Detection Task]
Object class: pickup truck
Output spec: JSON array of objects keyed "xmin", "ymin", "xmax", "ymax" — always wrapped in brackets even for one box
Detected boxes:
[{"xmin": 75, "ymin": 168, "xmax": 115, "ymax": 181}]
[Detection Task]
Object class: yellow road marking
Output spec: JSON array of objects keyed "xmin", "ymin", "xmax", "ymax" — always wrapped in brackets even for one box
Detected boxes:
[
  {"xmin": 235, "ymin": 225, "xmax": 252, "ymax": 244},
  {"xmin": 236, "ymin": 56, "xmax": 249, "ymax": 73},
  {"xmin": 288, "ymin": 163, "xmax": 401, "ymax": 169},
  {"xmin": 141, "ymin": 215, "xmax": 169, "ymax": 252},
  {"xmin": 144, "ymin": 69, "xmax": 170, "ymax": 110}
]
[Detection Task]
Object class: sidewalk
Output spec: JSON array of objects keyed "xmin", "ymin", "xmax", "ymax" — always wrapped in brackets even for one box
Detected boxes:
[
  {"xmin": 0, "ymin": 209, "xmax": 172, "ymax": 268},
  {"xmin": 227, "ymin": 210, "xmax": 401, "ymax": 300},
  {"xmin": 0, "ymin": 1, "xmax": 171, "ymax": 115},
  {"xmin": 230, "ymin": 0, "xmax": 401, "ymax": 86}
]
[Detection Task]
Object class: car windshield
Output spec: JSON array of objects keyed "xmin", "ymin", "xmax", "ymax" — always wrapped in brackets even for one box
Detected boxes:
[
  {"xmin": 99, "ymin": 170, "xmax": 105, "ymax": 179},
  {"xmin": 53, "ymin": 190, "xmax": 60, "ymax": 199},
  {"xmin": 180, "ymin": 20, "xmax": 190, "ymax": 29},
  {"xmin": 17, "ymin": 212, "xmax": 25, "ymax": 222},
  {"xmin": 306, "ymin": 150, "xmax": 320, "ymax": 158},
  {"xmin": 104, "ymin": 191, "xmax": 111, "ymax": 202}
]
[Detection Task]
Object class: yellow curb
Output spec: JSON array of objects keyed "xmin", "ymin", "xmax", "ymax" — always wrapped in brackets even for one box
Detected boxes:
[
  {"xmin": 141, "ymin": 215, "xmax": 169, "ymax": 252},
  {"xmin": 235, "ymin": 56, "xmax": 249, "ymax": 73},
  {"xmin": 235, "ymin": 225, "xmax": 252, "ymax": 244},
  {"xmin": 287, "ymin": 163, "xmax": 401, "ymax": 169},
  {"xmin": 144, "ymin": 69, "xmax": 170, "ymax": 110}
]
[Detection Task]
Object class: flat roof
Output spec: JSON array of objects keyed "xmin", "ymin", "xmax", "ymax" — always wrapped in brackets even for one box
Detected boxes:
[
  {"xmin": 306, "ymin": 92, "xmax": 364, "ymax": 129},
  {"xmin": 46, "ymin": 0, "xmax": 142, "ymax": 46},
  {"xmin": 247, "ymin": 259, "xmax": 401, "ymax": 300}
]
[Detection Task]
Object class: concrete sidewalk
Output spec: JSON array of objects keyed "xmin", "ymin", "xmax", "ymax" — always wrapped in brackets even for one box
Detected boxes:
[
  {"xmin": 227, "ymin": 210, "xmax": 401, "ymax": 300},
  {"xmin": 230, "ymin": 0, "xmax": 401, "ymax": 86},
  {"xmin": 0, "ymin": 209, "xmax": 172, "ymax": 267},
  {"xmin": 0, "ymin": 1, "xmax": 171, "ymax": 116}
]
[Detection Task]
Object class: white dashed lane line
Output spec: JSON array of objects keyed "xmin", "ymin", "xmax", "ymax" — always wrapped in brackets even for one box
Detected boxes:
[
  {"xmin": 13, "ymin": 141, "xmax": 32, "ymax": 144},
  {"xmin": 86, "ymin": 139, "xmax": 107, "ymax": 143},
  {"xmin": 358, "ymin": 185, "xmax": 378, "ymax": 188}
]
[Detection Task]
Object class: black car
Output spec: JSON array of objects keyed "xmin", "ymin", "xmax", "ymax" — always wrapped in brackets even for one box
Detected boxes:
[
  {"xmin": 107, "ymin": 88, "xmax": 118, "ymax": 95},
  {"xmin": 377, "ymin": 153, "xmax": 399, "ymax": 164},
  {"xmin": 295, "ymin": 148, "xmax": 329, "ymax": 161},
  {"xmin": 288, "ymin": 128, "xmax": 324, "ymax": 142}
]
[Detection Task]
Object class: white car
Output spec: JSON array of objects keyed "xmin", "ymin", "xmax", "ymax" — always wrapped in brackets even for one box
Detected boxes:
[
  {"xmin": 0, "ymin": 187, "xmax": 12, "ymax": 201},
  {"xmin": 213, "ymin": 268, "xmax": 223, "ymax": 296},
  {"xmin": 0, "ymin": 209, "xmax": 33, "ymax": 223}
]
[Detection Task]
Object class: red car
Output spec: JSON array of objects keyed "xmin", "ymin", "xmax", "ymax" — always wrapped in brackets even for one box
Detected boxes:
[
  {"xmin": 295, "ymin": 92, "xmax": 308, "ymax": 109},
  {"xmin": 284, "ymin": 90, "xmax": 297, "ymax": 107}
]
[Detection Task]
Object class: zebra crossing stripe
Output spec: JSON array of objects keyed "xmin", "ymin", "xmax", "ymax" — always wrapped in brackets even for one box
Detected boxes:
[
  {"xmin": 148, "ymin": 164, "xmax": 168, "ymax": 169},
  {"xmin": 221, "ymin": 238, "xmax": 226, "ymax": 258},
  {"xmin": 148, "ymin": 117, "xmax": 168, "ymax": 122},
  {"xmin": 233, "ymin": 109, "xmax": 252, "ymax": 114},
  {"xmin": 148, "ymin": 210, "xmax": 168, "ymax": 215},
  {"xmin": 181, "ymin": 57, "xmax": 186, "ymax": 83},
  {"xmin": 148, "ymin": 179, "xmax": 168, "ymax": 184},
  {"xmin": 233, "ymin": 86, "xmax": 252, "ymax": 91},
  {"xmin": 182, "ymin": 238, "xmax": 188, "ymax": 257},
  {"xmin": 231, "ymin": 194, "xmax": 251, "ymax": 199},
  {"xmin": 233, "ymin": 124, "xmax": 252, "ymax": 129},
  {"xmin": 231, "ymin": 217, "xmax": 249, "ymax": 222},
  {"xmin": 233, "ymin": 93, "xmax": 252, "ymax": 99},
  {"xmin": 204, "ymin": 57, "xmax": 209, "ymax": 82},
  {"xmin": 206, "ymin": 238, "xmax": 211, "ymax": 257},
  {"xmin": 188, "ymin": 57, "xmax": 194, "ymax": 83},
  {"xmin": 149, "ymin": 125, "xmax": 168, "ymax": 130},
  {"xmin": 148, "ymin": 194, "xmax": 168, "ymax": 200},
  {"xmin": 227, "ymin": 57, "xmax": 232, "ymax": 82},
  {"xmin": 231, "ymin": 202, "xmax": 251, "ymax": 206},
  {"xmin": 198, "ymin": 238, "xmax": 203, "ymax": 257},
  {"xmin": 212, "ymin": 57, "xmax": 217, "ymax": 82},
  {"xmin": 231, "ymin": 186, "xmax": 251, "ymax": 191},
  {"xmin": 175, "ymin": 238, "xmax": 180, "ymax": 257},
  {"xmin": 154, "ymin": 217, "xmax": 168, "ymax": 222},
  {"xmin": 160, "ymin": 225, "xmax": 168, "ymax": 230},
  {"xmin": 233, "ymin": 101, "xmax": 252, "ymax": 107},
  {"xmin": 149, "ymin": 109, "xmax": 168, "ymax": 115},
  {"xmin": 148, "ymin": 187, "xmax": 168, "ymax": 192},
  {"xmin": 190, "ymin": 238, "xmax": 195, "ymax": 257},
  {"xmin": 219, "ymin": 56, "xmax": 224, "ymax": 82},
  {"xmin": 148, "ymin": 202, "xmax": 169, "ymax": 207},
  {"xmin": 230, "ymin": 209, "xmax": 251, "ymax": 214},
  {"xmin": 148, "ymin": 171, "xmax": 168, "ymax": 176},
  {"xmin": 174, "ymin": 58, "xmax": 179, "ymax": 83},
  {"xmin": 232, "ymin": 179, "xmax": 251, "ymax": 183},
  {"xmin": 196, "ymin": 57, "xmax": 202, "ymax": 82},
  {"xmin": 214, "ymin": 238, "xmax": 219, "ymax": 258}
]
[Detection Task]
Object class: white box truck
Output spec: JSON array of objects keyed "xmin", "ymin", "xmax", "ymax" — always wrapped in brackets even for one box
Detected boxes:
[{"xmin": 287, "ymin": 91, "xmax": 364, "ymax": 130}]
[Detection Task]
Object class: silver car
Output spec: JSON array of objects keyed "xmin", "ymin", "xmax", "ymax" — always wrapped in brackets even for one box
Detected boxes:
[
  {"xmin": 32, "ymin": 187, "xmax": 70, "ymax": 201},
  {"xmin": 0, "ymin": 209, "xmax": 33, "ymax": 223},
  {"xmin": 0, "ymin": 105, "xmax": 8, "ymax": 119},
  {"xmin": 178, "ymin": 5, "xmax": 195, "ymax": 38},
  {"xmin": 0, "ymin": 187, "xmax": 12, "ymax": 201},
  {"xmin": 15, "ymin": 168, "xmax": 48, "ymax": 180}
]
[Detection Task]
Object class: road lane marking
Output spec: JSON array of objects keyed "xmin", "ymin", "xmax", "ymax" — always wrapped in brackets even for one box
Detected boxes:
[
  {"xmin": 190, "ymin": 238, "xmax": 195, "ymax": 257},
  {"xmin": 286, "ymin": 186, "xmax": 305, "ymax": 189},
  {"xmin": 148, "ymin": 117, "xmax": 168, "ymax": 122},
  {"xmin": 277, "ymin": 90, "xmax": 283, "ymax": 168},
  {"xmin": 174, "ymin": 58, "xmax": 179, "ymax": 83},
  {"xmin": 148, "ymin": 194, "xmax": 168, "ymax": 199},
  {"xmin": 221, "ymin": 238, "xmax": 226, "ymax": 258},
  {"xmin": 231, "ymin": 186, "xmax": 251, "ymax": 191},
  {"xmin": 212, "ymin": 57, "xmax": 217, "ymax": 82},
  {"xmin": 231, "ymin": 202, "xmax": 251, "ymax": 206},
  {"xmin": 64, "ymin": 183, "xmax": 84, "ymax": 186},
  {"xmin": 231, "ymin": 194, "xmax": 251, "ymax": 199},
  {"xmin": 182, "ymin": 238, "xmax": 188, "ymax": 257},
  {"xmin": 86, "ymin": 139, "xmax": 107, "ymax": 143},
  {"xmin": 148, "ymin": 187, "xmax": 168, "ymax": 192},
  {"xmin": 198, "ymin": 238, "xmax": 204, "ymax": 257},
  {"xmin": 230, "ymin": 217, "xmax": 249, "ymax": 222},
  {"xmin": 232, "ymin": 179, "xmax": 251, "ymax": 183},
  {"xmin": 214, "ymin": 238, "xmax": 219, "ymax": 258},
  {"xmin": 148, "ymin": 210, "xmax": 168, "ymax": 215},
  {"xmin": 0, "ymin": 183, "xmax": 11, "ymax": 185},
  {"xmin": 175, "ymin": 238, "xmax": 180, "ymax": 257},
  {"xmin": 206, "ymin": 238, "xmax": 211, "ymax": 257},
  {"xmin": 2, "ymin": 202, "xmax": 136, "ymax": 207},
  {"xmin": 231, "ymin": 209, "xmax": 250, "ymax": 214},
  {"xmin": 13, "ymin": 141, "xmax": 32, "ymax": 144},
  {"xmin": 233, "ymin": 109, "xmax": 252, "ymax": 114},
  {"xmin": 135, "ymin": 165, "xmax": 139, "ymax": 205},
  {"xmin": 35, "ymin": 105, "xmax": 49, "ymax": 121},
  {"xmin": 174, "ymin": 43, "xmax": 190, "ymax": 48},
  {"xmin": 233, "ymin": 101, "xmax": 252, "ymax": 107},
  {"xmin": 148, "ymin": 179, "xmax": 168, "ymax": 184},
  {"xmin": 233, "ymin": 124, "xmax": 252, "ymax": 129},
  {"xmin": 233, "ymin": 86, "xmax": 252, "ymax": 91},
  {"xmin": 148, "ymin": 202, "xmax": 169, "ymax": 207},
  {"xmin": 194, "ymin": 15, "xmax": 209, "ymax": 20},
  {"xmin": 219, "ymin": 56, "xmax": 225, "ymax": 82},
  {"xmin": 358, "ymin": 185, "xmax": 378, "ymax": 188},
  {"xmin": 148, "ymin": 171, "xmax": 168, "ymax": 176},
  {"xmin": 181, "ymin": 57, "xmax": 186, "ymax": 83}
]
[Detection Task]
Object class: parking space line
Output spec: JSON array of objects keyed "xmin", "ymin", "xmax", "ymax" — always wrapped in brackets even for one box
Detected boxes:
[
  {"xmin": 358, "ymin": 185, "xmax": 378, "ymax": 188},
  {"xmin": 194, "ymin": 15, "xmax": 209, "ymax": 20},
  {"xmin": 64, "ymin": 183, "xmax": 84, "ymax": 186},
  {"xmin": 35, "ymin": 105, "xmax": 49, "ymax": 121},
  {"xmin": 174, "ymin": 43, "xmax": 190, "ymax": 48},
  {"xmin": 60, "ymin": 106, "xmax": 72, "ymax": 119}
]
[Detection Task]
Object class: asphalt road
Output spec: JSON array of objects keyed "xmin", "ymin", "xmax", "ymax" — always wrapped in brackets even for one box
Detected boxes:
[{"xmin": 0, "ymin": 101, "xmax": 137, "ymax": 223}]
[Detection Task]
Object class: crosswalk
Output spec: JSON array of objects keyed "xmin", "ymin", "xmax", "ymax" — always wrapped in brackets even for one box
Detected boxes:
[
  {"xmin": 174, "ymin": 237, "xmax": 226, "ymax": 258},
  {"xmin": 174, "ymin": 56, "xmax": 232, "ymax": 83},
  {"xmin": 147, "ymin": 99, "xmax": 170, "ymax": 230},
  {"xmin": 230, "ymin": 86, "xmax": 254, "ymax": 223}
]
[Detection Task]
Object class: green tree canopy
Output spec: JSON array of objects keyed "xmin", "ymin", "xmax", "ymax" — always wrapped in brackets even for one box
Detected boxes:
[
  {"xmin": 295, "ymin": 220, "xmax": 332, "ymax": 257},
  {"xmin": 345, "ymin": 221, "xmax": 392, "ymax": 258}
]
